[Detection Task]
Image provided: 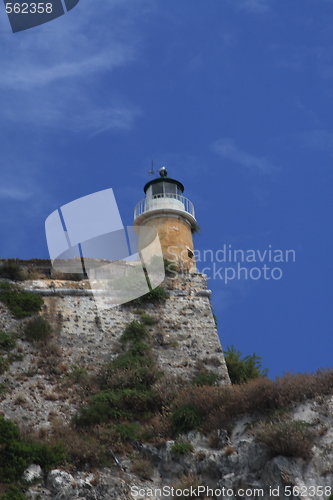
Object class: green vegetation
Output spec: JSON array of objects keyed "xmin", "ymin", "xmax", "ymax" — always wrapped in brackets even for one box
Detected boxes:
[
  {"xmin": 0, "ymin": 290, "xmax": 43, "ymax": 319},
  {"xmin": 115, "ymin": 423, "xmax": 142, "ymax": 441},
  {"xmin": 138, "ymin": 313, "xmax": 157, "ymax": 325},
  {"xmin": 224, "ymin": 345, "xmax": 268, "ymax": 384},
  {"xmin": 0, "ymin": 357, "xmax": 9, "ymax": 374},
  {"xmin": 0, "ymin": 282, "xmax": 13, "ymax": 291},
  {"xmin": 191, "ymin": 369, "xmax": 220, "ymax": 387},
  {"xmin": 74, "ymin": 320, "xmax": 162, "ymax": 429},
  {"xmin": 0, "ymin": 263, "xmax": 25, "ymax": 282},
  {"xmin": 120, "ymin": 321, "xmax": 149, "ymax": 343},
  {"xmin": 0, "ymin": 486, "xmax": 26, "ymax": 500},
  {"xmin": 0, "ymin": 332, "xmax": 16, "ymax": 351},
  {"xmin": 171, "ymin": 442, "xmax": 194, "ymax": 455},
  {"xmin": 191, "ymin": 223, "xmax": 201, "ymax": 235},
  {"xmin": 67, "ymin": 365, "xmax": 88, "ymax": 384},
  {"xmin": 0, "ymin": 416, "xmax": 65, "ymax": 483},
  {"xmin": 0, "ymin": 383, "xmax": 8, "ymax": 394},
  {"xmin": 24, "ymin": 316, "xmax": 52, "ymax": 343},
  {"xmin": 130, "ymin": 285, "xmax": 168, "ymax": 305},
  {"xmin": 74, "ymin": 387, "xmax": 159, "ymax": 425},
  {"xmin": 163, "ymin": 258, "xmax": 178, "ymax": 276},
  {"xmin": 171, "ymin": 405, "xmax": 202, "ymax": 435}
]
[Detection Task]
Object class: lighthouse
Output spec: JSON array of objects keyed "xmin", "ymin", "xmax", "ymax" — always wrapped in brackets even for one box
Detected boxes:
[{"xmin": 133, "ymin": 168, "xmax": 197, "ymax": 271}]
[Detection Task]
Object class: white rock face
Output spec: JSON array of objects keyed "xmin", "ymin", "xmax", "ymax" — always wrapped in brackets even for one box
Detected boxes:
[
  {"xmin": 22, "ymin": 464, "xmax": 43, "ymax": 483},
  {"xmin": 47, "ymin": 469, "xmax": 75, "ymax": 492}
]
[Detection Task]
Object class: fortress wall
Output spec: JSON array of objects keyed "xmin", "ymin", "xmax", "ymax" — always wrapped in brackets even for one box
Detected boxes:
[{"xmin": 28, "ymin": 273, "xmax": 230, "ymax": 383}]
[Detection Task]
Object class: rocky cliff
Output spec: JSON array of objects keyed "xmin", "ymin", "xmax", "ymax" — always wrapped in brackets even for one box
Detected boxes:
[
  {"xmin": 17, "ymin": 393, "xmax": 333, "ymax": 500},
  {"xmin": 1, "ymin": 272, "xmax": 333, "ymax": 500}
]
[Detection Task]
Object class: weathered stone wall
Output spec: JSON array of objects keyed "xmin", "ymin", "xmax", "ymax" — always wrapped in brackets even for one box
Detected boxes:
[
  {"xmin": 0, "ymin": 271, "xmax": 229, "ymax": 432},
  {"xmin": 25, "ymin": 272, "xmax": 230, "ymax": 384}
]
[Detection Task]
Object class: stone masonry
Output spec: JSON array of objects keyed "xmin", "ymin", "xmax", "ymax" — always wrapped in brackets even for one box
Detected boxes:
[{"xmin": 22, "ymin": 271, "xmax": 230, "ymax": 384}]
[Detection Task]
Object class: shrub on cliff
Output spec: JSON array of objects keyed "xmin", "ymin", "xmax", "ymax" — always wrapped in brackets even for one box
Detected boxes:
[
  {"xmin": 0, "ymin": 263, "xmax": 25, "ymax": 282},
  {"xmin": 130, "ymin": 285, "xmax": 168, "ymax": 305},
  {"xmin": 0, "ymin": 332, "xmax": 16, "ymax": 351},
  {"xmin": 171, "ymin": 441, "xmax": 194, "ymax": 455},
  {"xmin": 224, "ymin": 345, "xmax": 268, "ymax": 384},
  {"xmin": 0, "ymin": 486, "xmax": 26, "ymax": 500},
  {"xmin": 120, "ymin": 321, "xmax": 149, "ymax": 343},
  {"xmin": 0, "ymin": 290, "xmax": 43, "ymax": 319},
  {"xmin": 171, "ymin": 405, "xmax": 202, "ymax": 434},
  {"xmin": 254, "ymin": 419, "xmax": 316, "ymax": 460},
  {"xmin": 191, "ymin": 368, "xmax": 220, "ymax": 386},
  {"xmin": 24, "ymin": 316, "xmax": 52, "ymax": 343},
  {"xmin": 0, "ymin": 416, "xmax": 65, "ymax": 483},
  {"xmin": 74, "ymin": 318, "xmax": 162, "ymax": 429}
]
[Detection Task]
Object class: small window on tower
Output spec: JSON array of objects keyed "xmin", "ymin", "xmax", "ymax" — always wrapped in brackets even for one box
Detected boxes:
[{"xmin": 187, "ymin": 247, "xmax": 194, "ymax": 259}]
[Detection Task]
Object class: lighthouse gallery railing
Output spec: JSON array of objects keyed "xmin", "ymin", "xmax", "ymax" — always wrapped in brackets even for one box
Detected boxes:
[{"xmin": 134, "ymin": 193, "xmax": 195, "ymax": 220}]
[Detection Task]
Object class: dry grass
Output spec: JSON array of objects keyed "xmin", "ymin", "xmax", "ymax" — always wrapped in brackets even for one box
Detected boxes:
[
  {"xmin": 196, "ymin": 450, "xmax": 206, "ymax": 461},
  {"xmin": 254, "ymin": 419, "xmax": 316, "ymax": 460},
  {"xmin": 141, "ymin": 413, "xmax": 172, "ymax": 447},
  {"xmin": 172, "ymin": 474, "xmax": 203, "ymax": 499},
  {"xmin": 224, "ymin": 446, "xmax": 235, "ymax": 456},
  {"xmin": 130, "ymin": 456, "xmax": 154, "ymax": 480},
  {"xmin": 45, "ymin": 392, "xmax": 59, "ymax": 401},
  {"xmin": 171, "ymin": 369, "xmax": 333, "ymax": 433}
]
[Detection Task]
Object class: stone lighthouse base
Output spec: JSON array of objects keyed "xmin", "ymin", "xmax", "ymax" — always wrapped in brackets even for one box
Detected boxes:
[{"xmin": 15, "ymin": 271, "xmax": 230, "ymax": 385}]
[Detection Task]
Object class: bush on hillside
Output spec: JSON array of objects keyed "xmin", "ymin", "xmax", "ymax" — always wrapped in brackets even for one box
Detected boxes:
[
  {"xmin": 24, "ymin": 316, "xmax": 52, "ymax": 343},
  {"xmin": 0, "ymin": 263, "xmax": 25, "ymax": 282},
  {"xmin": 191, "ymin": 369, "xmax": 220, "ymax": 387},
  {"xmin": 0, "ymin": 290, "xmax": 43, "ymax": 319},
  {"xmin": 171, "ymin": 441, "xmax": 194, "ymax": 455},
  {"xmin": 0, "ymin": 416, "xmax": 65, "ymax": 483},
  {"xmin": 0, "ymin": 486, "xmax": 26, "ymax": 500},
  {"xmin": 120, "ymin": 321, "xmax": 149, "ymax": 343},
  {"xmin": 171, "ymin": 405, "xmax": 202, "ymax": 435},
  {"xmin": 172, "ymin": 369, "xmax": 333, "ymax": 433},
  {"xmin": 224, "ymin": 345, "xmax": 268, "ymax": 384},
  {"xmin": 74, "ymin": 318, "xmax": 162, "ymax": 429},
  {"xmin": 129, "ymin": 285, "xmax": 168, "ymax": 305},
  {"xmin": 0, "ymin": 332, "xmax": 16, "ymax": 351},
  {"xmin": 254, "ymin": 419, "xmax": 316, "ymax": 460}
]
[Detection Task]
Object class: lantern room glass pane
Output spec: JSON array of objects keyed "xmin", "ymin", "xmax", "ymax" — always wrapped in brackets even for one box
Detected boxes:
[
  {"xmin": 164, "ymin": 182, "xmax": 177, "ymax": 195},
  {"xmin": 152, "ymin": 183, "xmax": 163, "ymax": 196}
]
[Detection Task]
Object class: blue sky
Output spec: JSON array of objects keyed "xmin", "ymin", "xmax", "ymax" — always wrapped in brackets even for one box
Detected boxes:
[{"xmin": 0, "ymin": 0, "xmax": 332, "ymax": 378}]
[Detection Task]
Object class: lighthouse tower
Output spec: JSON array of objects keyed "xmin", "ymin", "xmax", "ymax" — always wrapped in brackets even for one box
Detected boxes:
[{"xmin": 133, "ymin": 168, "xmax": 197, "ymax": 271}]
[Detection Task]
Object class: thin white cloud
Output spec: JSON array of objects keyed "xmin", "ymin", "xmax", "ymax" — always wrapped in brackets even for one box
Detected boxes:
[
  {"xmin": 0, "ymin": 187, "xmax": 34, "ymax": 201},
  {"xmin": 0, "ymin": 0, "xmax": 153, "ymax": 133},
  {"xmin": 236, "ymin": 0, "xmax": 271, "ymax": 13},
  {"xmin": 0, "ymin": 83, "xmax": 141, "ymax": 134},
  {"xmin": 299, "ymin": 129, "xmax": 333, "ymax": 155},
  {"xmin": 0, "ymin": 47, "xmax": 133, "ymax": 90},
  {"xmin": 212, "ymin": 138, "xmax": 277, "ymax": 174}
]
